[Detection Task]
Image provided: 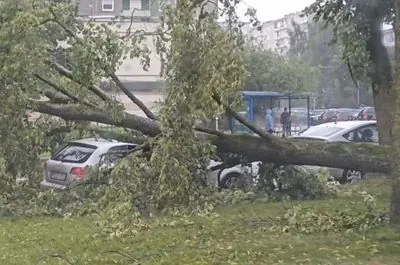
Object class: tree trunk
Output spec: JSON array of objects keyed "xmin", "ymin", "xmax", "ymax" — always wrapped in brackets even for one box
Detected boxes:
[
  {"xmin": 33, "ymin": 101, "xmax": 391, "ymax": 174},
  {"xmin": 209, "ymin": 134, "xmax": 390, "ymax": 174},
  {"xmin": 364, "ymin": 5, "xmax": 394, "ymax": 145},
  {"xmin": 390, "ymin": 0, "xmax": 400, "ymax": 224},
  {"xmin": 373, "ymin": 87, "xmax": 395, "ymax": 145}
]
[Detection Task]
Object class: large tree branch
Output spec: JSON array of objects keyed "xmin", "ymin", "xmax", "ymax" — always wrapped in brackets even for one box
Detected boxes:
[
  {"xmin": 109, "ymin": 72, "xmax": 157, "ymax": 120},
  {"xmin": 211, "ymin": 94, "xmax": 274, "ymax": 142},
  {"xmin": 35, "ymin": 74, "xmax": 97, "ymax": 108},
  {"xmin": 51, "ymin": 61, "xmax": 111, "ymax": 102},
  {"xmin": 42, "ymin": 88, "xmax": 72, "ymax": 104},
  {"xmin": 33, "ymin": 101, "xmax": 160, "ymax": 137},
  {"xmin": 32, "ymin": 101, "xmax": 391, "ymax": 174}
]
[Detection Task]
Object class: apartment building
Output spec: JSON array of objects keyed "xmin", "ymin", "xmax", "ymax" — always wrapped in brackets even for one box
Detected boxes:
[
  {"xmin": 248, "ymin": 12, "xmax": 309, "ymax": 55},
  {"xmin": 74, "ymin": 0, "xmax": 217, "ymax": 91},
  {"xmin": 77, "ymin": 0, "xmax": 168, "ymax": 18},
  {"xmin": 243, "ymin": 12, "xmax": 395, "ymax": 55}
]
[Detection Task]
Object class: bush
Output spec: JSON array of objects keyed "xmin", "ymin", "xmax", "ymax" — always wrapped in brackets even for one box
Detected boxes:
[
  {"xmin": 255, "ymin": 164, "xmax": 335, "ymax": 200},
  {"xmin": 270, "ymin": 191, "xmax": 388, "ymax": 234}
]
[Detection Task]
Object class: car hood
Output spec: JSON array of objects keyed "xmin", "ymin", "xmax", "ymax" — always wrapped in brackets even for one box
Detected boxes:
[{"xmin": 291, "ymin": 136, "xmax": 329, "ymax": 142}]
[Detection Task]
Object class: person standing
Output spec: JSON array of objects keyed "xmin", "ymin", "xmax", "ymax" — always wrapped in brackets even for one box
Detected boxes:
[
  {"xmin": 265, "ymin": 109, "xmax": 274, "ymax": 134},
  {"xmin": 280, "ymin": 107, "xmax": 291, "ymax": 137}
]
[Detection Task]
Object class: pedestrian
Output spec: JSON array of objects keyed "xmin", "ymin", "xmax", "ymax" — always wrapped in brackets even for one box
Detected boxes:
[
  {"xmin": 265, "ymin": 109, "xmax": 274, "ymax": 134},
  {"xmin": 280, "ymin": 107, "xmax": 291, "ymax": 137}
]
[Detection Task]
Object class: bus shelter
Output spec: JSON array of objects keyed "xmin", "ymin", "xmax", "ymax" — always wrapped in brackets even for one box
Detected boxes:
[{"xmin": 230, "ymin": 91, "xmax": 311, "ymax": 135}]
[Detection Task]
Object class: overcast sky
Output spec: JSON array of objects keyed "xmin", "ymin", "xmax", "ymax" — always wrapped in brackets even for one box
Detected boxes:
[{"xmin": 236, "ymin": 0, "xmax": 316, "ymax": 22}]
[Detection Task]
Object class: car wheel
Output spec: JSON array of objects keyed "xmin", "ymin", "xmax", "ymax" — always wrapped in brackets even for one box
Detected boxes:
[
  {"xmin": 220, "ymin": 172, "xmax": 250, "ymax": 190},
  {"xmin": 340, "ymin": 169, "xmax": 364, "ymax": 184}
]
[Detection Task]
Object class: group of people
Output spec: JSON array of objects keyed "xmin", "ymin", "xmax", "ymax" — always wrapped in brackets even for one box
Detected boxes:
[{"xmin": 265, "ymin": 107, "xmax": 291, "ymax": 137}]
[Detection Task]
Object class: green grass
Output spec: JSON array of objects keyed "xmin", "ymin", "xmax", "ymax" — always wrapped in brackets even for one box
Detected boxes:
[{"xmin": 1, "ymin": 178, "xmax": 400, "ymax": 265}]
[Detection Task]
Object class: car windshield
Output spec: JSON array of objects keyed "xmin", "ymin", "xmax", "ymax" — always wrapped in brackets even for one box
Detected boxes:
[
  {"xmin": 52, "ymin": 142, "xmax": 97, "ymax": 163},
  {"xmin": 299, "ymin": 126, "xmax": 344, "ymax": 138}
]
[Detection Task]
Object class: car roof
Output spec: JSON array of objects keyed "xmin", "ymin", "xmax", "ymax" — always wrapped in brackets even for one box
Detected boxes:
[
  {"xmin": 68, "ymin": 138, "xmax": 135, "ymax": 148},
  {"xmin": 293, "ymin": 120, "xmax": 377, "ymax": 141},
  {"xmin": 314, "ymin": 120, "xmax": 376, "ymax": 130}
]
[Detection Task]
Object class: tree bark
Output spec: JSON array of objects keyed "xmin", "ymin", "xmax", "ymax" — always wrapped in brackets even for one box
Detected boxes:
[
  {"xmin": 364, "ymin": 5, "xmax": 394, "ymax": 145},
  {"xmin": 390, "ymin": 0, "xmax": 400, "ymax": 224},
  {"xmin": 32, "ymin": 101, "xmax": 391, "ymax": 174},
  {"xmin": 373, "ymin": 87, "xmax": 395, "ymax": 145},
  {"xmin": 33, "ymin": 102, "xmax": 161, "ymax": 137}
]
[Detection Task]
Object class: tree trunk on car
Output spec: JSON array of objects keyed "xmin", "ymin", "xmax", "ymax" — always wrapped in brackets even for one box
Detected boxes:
[{"xmin": 35, "ymin": 102, "xmax": 391, "ymax": 174}]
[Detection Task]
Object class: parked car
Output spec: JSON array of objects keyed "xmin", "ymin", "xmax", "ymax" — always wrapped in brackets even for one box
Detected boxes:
[
  {"xmin": 315, "ymin": 109, "xmax": 339, "ymax": 125},
  {"xmin": 40, "ymin": 138, "xmax": 138, "ymax": 190},
  {"xmin": 335, "ymin": 108, "xmax": 360, "ymax": 121},
  {"xmin": 309, "ymin": 109, "xmax": 326, "ymax": 126},
  {"xmin": 207, "ymin": 160, "xmax": 260, "ymax": 189},
  {"xmin": 292, "ymin": 120, "xmax": 379, "ymax": 183},
  {"xmin": 40, "ymin": 138, "xmax": 261, "ymax": 190},
  {"xmin": 356, "ymin": 107, "xmax": 376, "ymax": 120}
]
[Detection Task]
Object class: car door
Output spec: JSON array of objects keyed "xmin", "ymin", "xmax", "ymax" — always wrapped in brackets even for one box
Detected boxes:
[
  {"xmin": 100, "ymin": 144, "xmax": 137, "ymax": 169},
  {"xmin": 342, "ymin": 124, "xmax": 379, "ymax": 144}
]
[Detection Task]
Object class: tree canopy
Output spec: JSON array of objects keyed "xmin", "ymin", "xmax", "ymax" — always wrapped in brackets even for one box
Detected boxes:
[{"xmin": 243, "ymin": 41, "xmax": 319, "ymax": 93}]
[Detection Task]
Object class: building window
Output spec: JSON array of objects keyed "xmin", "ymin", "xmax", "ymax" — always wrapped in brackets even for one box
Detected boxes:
[
  {"xmin": 123, "ymin": 0, "xmax": 130, "ymax": 10},
  {"xmin": 102, "ymin": 0, "xmax": 114, "ymax": 11},
  {"xmin": 142, "ymin": 0, "xmax": 150, "ymax": 10}
]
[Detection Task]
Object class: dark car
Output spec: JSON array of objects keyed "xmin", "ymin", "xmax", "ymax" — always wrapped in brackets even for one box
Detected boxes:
[
  {"xmin": 356, "ymin": 107, "xmax": 375, "ymax": 120},
  {"xmin": 316, "ymin": 109, "xmax": 339, "ymax": 124},
  {"xmin": 309, "ymin": 109, "xmax": 326, "ymax": 126},
  {"xmin": 335, "ymin": 108, "xmax": 359, "ymax": 121}
]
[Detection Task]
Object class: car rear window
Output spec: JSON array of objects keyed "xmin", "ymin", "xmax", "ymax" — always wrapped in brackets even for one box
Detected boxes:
[
  {"xmin": 299, "ymin": 126, "xmax": 344, "ymax": 138},
  {"xmin": 52, "ymin": 143, "xmax": 97, "ymax": 163}
]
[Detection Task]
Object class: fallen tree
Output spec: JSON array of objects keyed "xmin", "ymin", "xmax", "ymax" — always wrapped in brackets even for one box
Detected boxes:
[
  {"xmin": 32, "ymin": 98, "xmax": 391, "ymax": 174},
  {"xmin": 16, "ymin": 1, "xmax": 387, "ymax": 175},
  {"xmin": 0, "ymin": 0, "xmax": 395, "ymax": 217}
]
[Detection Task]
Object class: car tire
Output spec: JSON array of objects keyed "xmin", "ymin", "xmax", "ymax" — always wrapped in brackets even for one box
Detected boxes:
[
  {"xmin": 340, "ymin": 169, "xmax": 364, "ymax": 184},
  {"xmin": 220, "ymin": 172, "xmax": 250, "ymax": 190}
]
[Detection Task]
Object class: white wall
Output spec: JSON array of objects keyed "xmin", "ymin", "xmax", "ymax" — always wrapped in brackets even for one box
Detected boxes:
[{"xmin": 88, "ymin": 20, "xmax": 162, "ymax": 83}]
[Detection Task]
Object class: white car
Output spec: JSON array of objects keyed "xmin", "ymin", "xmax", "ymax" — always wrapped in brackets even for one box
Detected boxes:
[
  {"xmin": 40, "ymin": 138, "xmax": 261, "ymax": 190},
  {"xmin": 207, "ymin": 160, "xmax": 260, "ymax": 189},
  {"xmin": 291, "ymin": 120, "xmax": 379, "ymax": 183},
  {"xmin": 40, "ymin": 138, "xmax": 138, "ymax": 190}
]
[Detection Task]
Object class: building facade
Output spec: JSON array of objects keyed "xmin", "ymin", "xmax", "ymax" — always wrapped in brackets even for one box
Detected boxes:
[
  {"xmin": 241, "ymin": 12, "xmax": 309, "ymax": 55},
  {"xmin": 76, "ymin": 0, "xmax": 170, "ymax": 18},
  {"xmin": 74, "ymin": 0, "xmax": 217, "ymax": 91},
  {"xmin": 242, "ymin": 12, "xmax": 394, "ymax": 55}
]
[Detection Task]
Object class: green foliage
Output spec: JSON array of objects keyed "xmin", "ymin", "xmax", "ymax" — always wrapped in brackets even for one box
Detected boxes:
[
  {"xmin": 148, "ymin": 0, "xmax": 247, "ymax": 209},
  {"xmin": 0, "ymin": 179, "xmax": 398, "ymax": 265},
  {"xmin": 304, "ymin": 0, "xmax": 388, "ymax": 84},
  {"xmin": 243, "ymin": 41, "xmax": 319, "ymax": 92},
  {"xmin": 271, "ymin": 191, "xmax": 388, "ymax": 234}
]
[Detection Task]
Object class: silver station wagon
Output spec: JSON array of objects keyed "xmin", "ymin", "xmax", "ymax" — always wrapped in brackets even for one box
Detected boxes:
[{"xmin": 40, "ymin": 138, "xmax": 137, "ymax": 189}]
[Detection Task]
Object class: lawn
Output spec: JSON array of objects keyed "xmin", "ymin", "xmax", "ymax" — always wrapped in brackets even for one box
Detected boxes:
[{"xmin": 1, "ymin": 178, "xmax": 400, "ymax": 265}]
